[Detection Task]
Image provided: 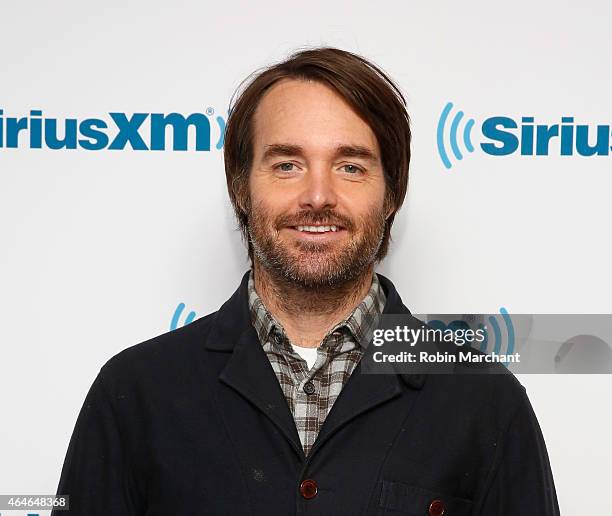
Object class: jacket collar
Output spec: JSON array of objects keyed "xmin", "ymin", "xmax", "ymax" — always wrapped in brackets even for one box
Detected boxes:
[{"xmin": 204, "ymin": 270, "xmax": 426, "ymax": 390}]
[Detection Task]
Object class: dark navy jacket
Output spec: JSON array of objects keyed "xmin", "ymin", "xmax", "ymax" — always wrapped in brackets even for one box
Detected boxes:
[{"xmin": 54, "ymin": 271, "xmax": 560, "ymax": 515}]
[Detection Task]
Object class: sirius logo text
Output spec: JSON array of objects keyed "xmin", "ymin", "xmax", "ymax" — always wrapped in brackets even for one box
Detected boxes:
[
  {"xmin": 437, "ymin": 101, "xmax": 612, "ymax": 169},
  {"xmin": 0, "ymin": 108, "xmax": 226, "ymax": 151}
]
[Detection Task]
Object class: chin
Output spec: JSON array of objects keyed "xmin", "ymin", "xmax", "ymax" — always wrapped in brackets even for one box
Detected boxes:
[{"xmin": 282, "ymin": 258, "xmax": 361, "ymax": 288}]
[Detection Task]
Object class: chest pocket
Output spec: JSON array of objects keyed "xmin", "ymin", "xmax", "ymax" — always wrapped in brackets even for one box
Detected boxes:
[{"xmin": 379, "ymin": 480, "xmax": 473, "ymax": 516}]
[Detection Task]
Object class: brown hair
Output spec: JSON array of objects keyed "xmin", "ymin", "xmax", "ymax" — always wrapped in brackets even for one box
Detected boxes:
[{"xmin": 223, "ymin": 46, "xmax": 411, "ymax": 262}]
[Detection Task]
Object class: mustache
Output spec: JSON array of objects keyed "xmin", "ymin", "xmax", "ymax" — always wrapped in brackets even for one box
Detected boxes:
[{"xmin": 275, "ymin": 209, "xmax": 354, "ymax": 230}]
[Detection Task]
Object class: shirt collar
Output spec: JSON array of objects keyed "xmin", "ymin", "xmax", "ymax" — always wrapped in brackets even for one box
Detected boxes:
[{"xmin": 247, "ymin": 269, "xmax": 386, "ymax": 349}]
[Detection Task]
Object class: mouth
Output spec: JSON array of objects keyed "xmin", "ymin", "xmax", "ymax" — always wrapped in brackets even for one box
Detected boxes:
[
  {"xmin": 285, "ymin": 224, "xmax": 347, "ymax": 240},
  {"xmin": 292, "ymin": 224, "xmax": 342, "ymax": 233}
]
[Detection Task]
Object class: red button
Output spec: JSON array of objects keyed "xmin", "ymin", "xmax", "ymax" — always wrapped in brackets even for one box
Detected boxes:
[
  {"xmin": 429, "ymin": 499, "xmax": 445, "ymax": 515},
  {"xmin": 300, "ymin": 478, "xmax": 318, "ymax": 499}
]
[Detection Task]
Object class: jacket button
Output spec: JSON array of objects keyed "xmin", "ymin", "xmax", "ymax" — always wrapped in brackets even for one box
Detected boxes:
[
  {"xmin": 300, "ymin": 478, "xmax": 318, "ymax": 499},
  {"xmin": 303, "ymin": 381, "xmax": 316, "ymax": 395},
  {"xmin": 429, "ymin": 499, "xmax": 445, "ymax": 515}
]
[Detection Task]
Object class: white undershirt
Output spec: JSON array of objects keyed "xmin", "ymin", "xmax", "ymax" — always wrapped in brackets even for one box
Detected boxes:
[{"xmin": 291, "ymin": 344, "xmax": 319, "ymax": 370}]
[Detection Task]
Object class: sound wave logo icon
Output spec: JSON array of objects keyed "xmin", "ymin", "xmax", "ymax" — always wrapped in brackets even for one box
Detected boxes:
[
  {"xmin": 436, "ymin": 101, "xmax": 476, "ymax": 169},
  {"xmin": 170, "ymin": 302, "xmax": 196, "ymax": 330}
]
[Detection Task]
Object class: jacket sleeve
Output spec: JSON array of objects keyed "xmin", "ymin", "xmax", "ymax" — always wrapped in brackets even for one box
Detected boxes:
[
  {"xmin": 52, "ymin": 372, "xmax": 144, "ymax": 515},
  {"xmin": 473, "ymin": 387, "xmax": 560, "ymax": 515}
]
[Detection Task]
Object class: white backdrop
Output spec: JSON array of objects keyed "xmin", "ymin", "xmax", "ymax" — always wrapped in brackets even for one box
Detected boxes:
[{"xmin": 1, "ymin": 1, "xmax": 611, "ymax": 514}]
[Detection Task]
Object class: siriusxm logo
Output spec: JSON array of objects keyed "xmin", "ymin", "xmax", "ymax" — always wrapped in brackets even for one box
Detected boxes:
[
  {"xmin": 437, "ymin": 101, "xmax": 612, "ymax": 169},
  {"xmin": 0, "ymin": 108, "xmax": 225, "ymax": 151}
]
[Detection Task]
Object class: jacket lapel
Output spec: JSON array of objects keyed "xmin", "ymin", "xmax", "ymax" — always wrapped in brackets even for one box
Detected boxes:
[
  {"xmin": 308, "ymin": 361, "xmax": 404, "ymax": 457},
  {"xmin": 219, "ymin": 327, "xmax": 304, "ymax": 456},
  {"xmin": 309, "ymin": 273, "xmax": 426, "ymax": 456},
  {"xmin": 207, "ymin": 271, "xmax": 303, "ymax": 457}
]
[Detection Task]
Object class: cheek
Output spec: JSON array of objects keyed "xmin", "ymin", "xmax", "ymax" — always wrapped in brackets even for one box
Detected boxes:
[
  {"xmin": 251, "ymin": 194, "xmax": 292, "ymax": 220},
  {"xmin": 249, "ymin": 172, "xmax": 293, "ymax": 210},
  {"xmin": 249, "ymin": 192, "xmax": 292, "ymax": 230},
  {"xmin": 340, "ymin": 186, "xmax": 386, "ymax": 221},
  {"xmin": 248, "ymin": 180, "xmax": 271, "ymax": 215}
]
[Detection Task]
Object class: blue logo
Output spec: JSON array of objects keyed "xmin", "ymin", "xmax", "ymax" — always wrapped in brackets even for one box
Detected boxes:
[
  {"xmin": 0, "ymin": 107, "xmax": 225, "ymax": 151},
  {"xmin": 436, "ymin": 102, "xmax": 476, "ymax": 169},
  {"xmin": 170, "ymin": 302, "xmax": 197, "ymax": 330},
  {"xmin": 437, "ymin": 101, "xmax": 612, "ymax": 169}
]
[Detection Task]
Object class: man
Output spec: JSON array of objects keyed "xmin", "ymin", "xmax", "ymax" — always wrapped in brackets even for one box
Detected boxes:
[{"xmin": 54, "ymin": 48, "xmax": 560, "ymax": 515}]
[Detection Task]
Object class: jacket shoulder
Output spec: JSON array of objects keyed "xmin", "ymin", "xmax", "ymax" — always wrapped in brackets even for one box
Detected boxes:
[{"xmin": 98, "ymin": 311, "xmax": 219, "ymax": 386}]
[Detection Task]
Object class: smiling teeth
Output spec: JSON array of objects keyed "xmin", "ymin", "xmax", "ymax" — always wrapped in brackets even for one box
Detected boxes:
[{"xmin": 297, "ymin": 225, "xmax": 338, "ymax": 233}]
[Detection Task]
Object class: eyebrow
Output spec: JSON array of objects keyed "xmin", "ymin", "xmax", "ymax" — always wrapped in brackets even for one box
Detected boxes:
[{"xmin": 261, "ymin": 143, "xmax": 379, "ymax": 163}]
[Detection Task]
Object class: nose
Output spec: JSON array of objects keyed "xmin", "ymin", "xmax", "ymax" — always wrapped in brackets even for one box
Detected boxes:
[{"xmin": 297, "ymin": 164, "xmax": 338, "ymax": 212}]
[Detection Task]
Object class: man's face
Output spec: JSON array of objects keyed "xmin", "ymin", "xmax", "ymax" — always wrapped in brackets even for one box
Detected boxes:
[{"xmin": 247, "ymin": 78, "xmax": 390, "ymax": 288}]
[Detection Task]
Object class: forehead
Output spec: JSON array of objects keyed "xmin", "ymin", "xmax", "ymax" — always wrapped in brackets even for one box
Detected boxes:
[{"xmin": 251, "ymin": 78, "xmax": 380, "ymax": 154}]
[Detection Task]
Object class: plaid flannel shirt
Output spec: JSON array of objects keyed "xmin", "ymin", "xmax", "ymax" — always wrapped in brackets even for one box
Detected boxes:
[{"xmin": 247, "ymin": 270, "xmax": 386, "ymax": 455}]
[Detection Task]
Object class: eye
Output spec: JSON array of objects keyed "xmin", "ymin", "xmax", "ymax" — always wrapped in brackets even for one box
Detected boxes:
[
  {"xmin": 275, "ymin": 162, "xmax": 296, "ymax": 172},
  {"xmin": 341, "ymin": 164, "xmax": 363, "ymax": 174}
]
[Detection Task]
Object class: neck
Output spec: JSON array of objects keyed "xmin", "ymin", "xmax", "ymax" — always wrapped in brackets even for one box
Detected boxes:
[{"xmin": 253, "ymin": 261, "xmax": 375, "ymax": 348}]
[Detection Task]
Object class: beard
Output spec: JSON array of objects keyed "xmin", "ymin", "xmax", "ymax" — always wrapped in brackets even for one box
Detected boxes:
[{"xmin": 247, "ymin": 201, "xmax": 386, "ymax": 289}]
